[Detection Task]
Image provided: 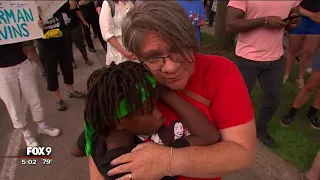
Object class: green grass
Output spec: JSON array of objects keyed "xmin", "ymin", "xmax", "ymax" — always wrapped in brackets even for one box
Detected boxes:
[{"xmin": 200, "ymin": 32, "xmax": 320, "ymax": 172}]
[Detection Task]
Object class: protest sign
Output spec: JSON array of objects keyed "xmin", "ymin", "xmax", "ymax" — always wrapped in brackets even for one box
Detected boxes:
[
  {"xmin": 35, "ymin": 1, "xmax": 66, "ymax": 23},
  {"xmin": 0, "ymin": 1, "xmax": 43, "ymax": 45}
]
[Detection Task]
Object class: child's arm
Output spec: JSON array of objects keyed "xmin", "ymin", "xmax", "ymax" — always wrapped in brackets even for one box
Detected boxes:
[
  {"xmin": 159, "ymin": 86, "xmax": 220, "ymax": 146},
  {"xmin": 71, "ymin": 131, "xmax": 86, "ymax": 157}
]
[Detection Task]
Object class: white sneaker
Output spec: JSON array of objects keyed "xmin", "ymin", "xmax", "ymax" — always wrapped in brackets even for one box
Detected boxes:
[
  {"xmin": 296, "ymin": 78, "xmax": 304, "ymax": 89},
  {"xmin": 38, "ymin": 125, "xmax": 60, "ymax": 137},
  {"xmin": 24, "ymin": 135, "xmax": 39, "ymax": 147},
  {"xmin": 283, "ymin": 74, "xmax": 289, "ymax": 84}
]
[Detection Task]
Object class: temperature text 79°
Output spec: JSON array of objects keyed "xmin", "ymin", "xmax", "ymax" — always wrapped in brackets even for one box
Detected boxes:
[{"xmin": 42, "ymin": 159, "xmax": 53, "ymax": 165}]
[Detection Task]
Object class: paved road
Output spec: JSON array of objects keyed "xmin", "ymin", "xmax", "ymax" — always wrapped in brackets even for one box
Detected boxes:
[{"xmin": 0, "ymin": 37, "xmax": 300, "ymax": 180}]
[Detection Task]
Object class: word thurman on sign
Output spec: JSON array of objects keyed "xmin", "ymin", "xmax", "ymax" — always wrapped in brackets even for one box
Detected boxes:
[{"xmin": 0, "ymin": 1, "xmax": 43, "ymax": 45}]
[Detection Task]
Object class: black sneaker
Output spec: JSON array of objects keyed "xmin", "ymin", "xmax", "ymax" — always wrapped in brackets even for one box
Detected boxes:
[
  {"xmin": 257, "ymin": 132, "xmax": 278, "ymax": 148},
  {"xmin": 307, "ymin": 116, "xmax": 320, "ymax": 130},
  {"xmin": 88, "ymin": 48, "xmax": 96, "ymax": 52},
  {"xmin": 68, "ymin": 91, "xmax": 86, "ymax": 98},
  {"xmin": 57, "ymin": 100, "xmax": 67, "ymax": 111},
  {"xmin": 281, "ymin": 115, "xmax": 294, "ymax": 127}
]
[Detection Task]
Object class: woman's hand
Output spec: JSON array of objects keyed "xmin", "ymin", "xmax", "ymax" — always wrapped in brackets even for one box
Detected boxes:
[
  {"xmin": 107, "ymin": 142, "xmax": 170, "ymax": 180},
  {"xmin": 38, "ymin": 20, "xmax": 45, "ymax": 30},
  {"xmin": 82, "ymin": 20, "xmax": 90, "ymax": 28},
  {"xmin": 285, "ymin": 13, "xmax": 300, "ymax": 30},
  {"xmin": 123, "ymin": 51, "xmax": 136, "ymax": 60}
]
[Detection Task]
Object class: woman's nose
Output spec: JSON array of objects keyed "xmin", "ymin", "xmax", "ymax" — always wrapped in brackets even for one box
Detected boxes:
[{"xmin": 161, "ymin": 57, "xmax": 179, "ymax": 73}]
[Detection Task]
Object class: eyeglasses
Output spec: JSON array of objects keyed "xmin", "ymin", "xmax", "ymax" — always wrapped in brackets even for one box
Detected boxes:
[{"xmin": 140, "ymin": 54, "xmax": 178, "ymax": 71}]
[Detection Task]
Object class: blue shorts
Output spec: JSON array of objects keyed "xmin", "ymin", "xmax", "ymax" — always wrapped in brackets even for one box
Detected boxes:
[
  {"xmin": 312, "ymin": 49, "xmax": 320, "ymax": 71},
  {"xmin": 289, "ymin": 16, "xmax": 320, "ymax": 35}
]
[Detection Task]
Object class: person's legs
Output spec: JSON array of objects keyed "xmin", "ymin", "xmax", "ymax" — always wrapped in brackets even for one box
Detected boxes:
[
  {"xmin": 71, "ymin": 25, "xmax": 93, "ymax": 66},
  {"xmin": 90, "ymin": 12, "xmax": 106, "ymax": 50},
  {"xmin": 57, "ymin": 38, "xmax": 86, "ymax": 99},
  {"xmin": 293, "ymin": 72, "xmax": 320, "ymax": 108},
  {"xmin": 236, "ymin": 58, "xmax": 261, "ymax": 93},
  {"xmin": 304, "ymin": 151, "xmax": 320, "ymax": 180},
  {"xmin": 208, "ymin": 0, "xmax": 214, "ymax": 26},
  {"xmin": 64, "ymin": 29, "xmax": 78, "ymax": 69},
  {"xmin": 298, "ymin": 35, "xmax": 320, "ymax": 87},
  {"xmin": 83, "ymin": 24, "xmax": 96, "ymax": 52},
  {"xmin": 284, "ymin": 34, "xmax": 305, "ymax": 83},
  {"xmin": 38, "ymin": 40, "xmax": 65, "ymax": 111},
  {"xmin": 0, "ymin": 62, "xmax": 38, "ymax": 147},
  {"xmin": 257, "ymin": 58, "xmax": 285, "ymax": 148},
  {"xmin": 18, "ymin": 60, "xmax": 60, "ymax": 137},
  {"xmin": 282, "ymin": 50, "xmax": 320, "ymax": 128}
]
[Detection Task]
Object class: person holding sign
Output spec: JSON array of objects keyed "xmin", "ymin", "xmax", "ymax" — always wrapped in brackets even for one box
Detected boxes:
[
  {"xmin": 37, "ymin": 1, "xmax": 86, "ymax": 111},
  {"xmin": 0, "ymin": 43, "xmax": 60, "ymax": 147}
]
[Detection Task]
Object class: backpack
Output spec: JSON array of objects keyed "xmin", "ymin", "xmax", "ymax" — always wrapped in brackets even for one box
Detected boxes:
[
  {"xmin": 106, "ymin": 0, "xmax": 115, "ymax": 17},
  {"xmin": 106, "ymin": 0, "xmax": 136, "ymax": 17}
]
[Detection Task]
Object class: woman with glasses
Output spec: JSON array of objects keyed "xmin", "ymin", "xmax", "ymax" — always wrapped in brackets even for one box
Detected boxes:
[
  {"xmin": 90, "ymin": 2, "xmax": 255, "ymax": 180},
  {"xmin": 99, "ymin": 0, "xmax": 136, "ymax": 65}
]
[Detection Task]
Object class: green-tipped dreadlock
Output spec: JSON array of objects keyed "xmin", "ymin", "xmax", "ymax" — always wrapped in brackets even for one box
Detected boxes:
[{"xmin": 84, "ymin": 61, "xmax": 157, "ymax": 156}]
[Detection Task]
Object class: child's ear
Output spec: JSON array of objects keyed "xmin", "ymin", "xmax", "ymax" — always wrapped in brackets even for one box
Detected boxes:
[{"xmin": 115, "ymin": 119, "xmax": 125, "ymax": 130}]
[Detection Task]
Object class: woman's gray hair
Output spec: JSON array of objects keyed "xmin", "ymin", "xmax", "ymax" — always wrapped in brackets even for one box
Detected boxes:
[{"xmin": 122, "ymin": 1, "xmax": 198, "ymax": 58}]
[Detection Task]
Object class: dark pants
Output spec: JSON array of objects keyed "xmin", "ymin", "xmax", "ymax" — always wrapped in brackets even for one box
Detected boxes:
[
  {"xmin": 208, "ymin": 0, "xmax": 215, "ymax": 25},
  {"xmin": 64, "ymin": 25, "xmax": 89, "ymax": 63},
  {"xmin": 237, "ymin": 57, "xmax": 285, "ymax": 133},
  {"xmin": 80, "ymin": 1, "xmax": 105, "ymax": 50},
  {"xmin": 37, "ymin": 38, "xmax": 74, "ymax": 91}
]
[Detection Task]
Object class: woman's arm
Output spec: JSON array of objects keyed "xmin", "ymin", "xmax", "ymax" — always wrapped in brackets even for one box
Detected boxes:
[
  {"xmin": 69, "ymin": 0, "xmax": 89, "ymax": 27},
  {"xmin": 226, "ymin": 1, "xmax": 287, "ymax": 32},
  {"xmin": 99, "ymin": 2, "xmax": 134, "ymax": 59},
  {"xmin": 160, "ymin": 87, "xmax": 220, "ymax": 146},
  {"xmin": 107, "ymin": 63, "xmax": 256, "ymax": 179}
]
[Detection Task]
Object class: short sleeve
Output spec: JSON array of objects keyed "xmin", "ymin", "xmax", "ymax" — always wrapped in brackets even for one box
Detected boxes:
[
  {"xmin": 171, "ymin": 138, "xmax": 190, "ymax": 148},
  {"xmin": 227, "ymin": 0, "xmax": 247, "ymax": 13},
  {"xmin": 209, "ymin": 63, "xmax": 254, "ymax": 130},
  {"xmin": 91, "ymin": 135, "xmax": 134, "ymax": 179},
  {"xmin": 299, "ymin": 0, "xmax": 314, "ymax": 11}
]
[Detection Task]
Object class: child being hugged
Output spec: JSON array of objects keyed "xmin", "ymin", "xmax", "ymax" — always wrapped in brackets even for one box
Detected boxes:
[{"xmin": 72, "ymin": 61, "xmax": 221, "ymax": 180}]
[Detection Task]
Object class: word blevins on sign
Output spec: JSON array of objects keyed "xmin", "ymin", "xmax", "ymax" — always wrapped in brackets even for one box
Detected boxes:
[
  {"xmin": 0, "ymin": 1, "xmax": 43, "ymax": 45},
  {"xmin": 26, "ymin": 147, "xmax": 52, "ymax": 156}
]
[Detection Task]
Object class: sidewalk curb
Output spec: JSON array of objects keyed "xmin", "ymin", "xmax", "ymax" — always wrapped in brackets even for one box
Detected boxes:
[{"xmin": 254, "ymin": 143, "xmax": 301, "ymax": 180}]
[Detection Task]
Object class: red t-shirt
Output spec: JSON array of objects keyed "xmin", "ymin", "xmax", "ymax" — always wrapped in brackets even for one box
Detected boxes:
[{"xmin": 140, "ymin": 53, "xmax": 254, "ymax": 180}]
